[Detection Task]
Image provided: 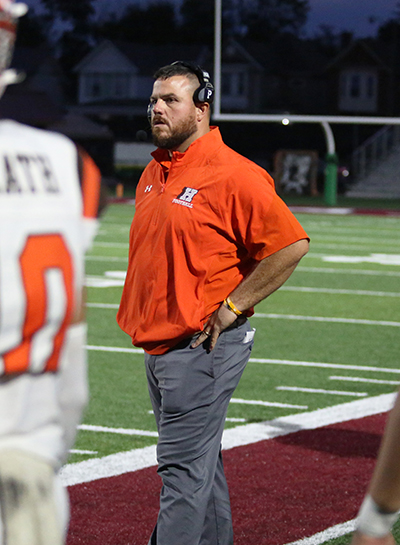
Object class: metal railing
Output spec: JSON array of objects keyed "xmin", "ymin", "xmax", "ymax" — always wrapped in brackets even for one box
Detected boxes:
[{"xmin": 352, "ymin": 125, "xmax": 400, "ymax": 180}]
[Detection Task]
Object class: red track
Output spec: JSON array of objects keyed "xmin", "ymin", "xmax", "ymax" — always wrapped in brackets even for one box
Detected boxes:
[{"xmin": 67, "ymin": 412, "xmax": 387, "ymax": 545}]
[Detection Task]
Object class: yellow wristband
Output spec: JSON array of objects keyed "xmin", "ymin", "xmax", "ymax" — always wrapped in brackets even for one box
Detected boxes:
[{"xmin": 223, "ymin": 296, "xmax": 243, "ymax": 316}]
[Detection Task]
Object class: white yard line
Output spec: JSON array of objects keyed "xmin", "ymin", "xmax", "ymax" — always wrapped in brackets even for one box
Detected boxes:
[
  {"xmin": 86, "ymin": 345, "xmax": 143, "ymax": 354},
  {"xmin": 302, "ymin": 226, "xmax": 400, "ymax": 236},
  {"xmin": 310, "ymin": 235, "xmax": 399, "ymax": 243},
  {"xmin": 87, "ymin": 346, "xmax": 400, "ymax": 375},
  {"xmin": 329, "ymin": 376, "xmax": 400, "ymax": 385},
  {"xmin": 86, "ymin": 286, "xmax": 400, "ymax": 297},
  {"xmin": 296, "ymin": 267, "xmax": 400, "ymax": 277},
  {"xmin": 69, "ymin": 449, "xmax": 98, "ymax": 455},
  {"xmin": 84, "ymin": 308, "xmax": 400, "ymax": 327},
  {"xmin": 60, "ymin": 393, "xmax": 395, "ymax": 487},
  {"xmin": 252, "ymin": 313, "xmax": 400, "ymax": 327},
  {"xmin": 310, "ymin": 243, "xmax": 400, "ymax": 251},
  {"xmin": 250, "ymin": 357, "xmax": 400, "ymax": 374},
  {"xmin": 231, "ymin": 398, "xmax": 307, "ymax": 410},
  {"xmin": 280, "ymin": 286, "xmax": 400, "ymax": 297},
  {"xmin": 276, "ymin": 386, "xmax": 367, "ymax": 397},
  {"xmin": 78, "ymin": 424, "xmax": 158, "ymax": 438}
]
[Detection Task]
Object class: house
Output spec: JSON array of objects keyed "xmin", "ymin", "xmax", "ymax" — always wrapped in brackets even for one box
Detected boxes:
[
  {"xmin": 0, "ymin": 45, "xmax": 115, "ymax": 179},
  {"xmin": 0, "ymin": 46, "xmax": 66, "ymax": 127},
  {"xmin": 72, "ymin": 39, "xmax": 270, "ymax": 123},
  {"xmin": 325, "ymin": 40, "xmax": 392, "ymax": 116},
  {"xmin": 72, "ymin": 41, "xmax": 209, "ymax": 123}
]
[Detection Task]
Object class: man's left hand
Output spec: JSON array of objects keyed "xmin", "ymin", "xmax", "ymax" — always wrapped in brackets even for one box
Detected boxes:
[{"xmin": 191, "ymin": 303, "xmax": 238, "ymax": 351}]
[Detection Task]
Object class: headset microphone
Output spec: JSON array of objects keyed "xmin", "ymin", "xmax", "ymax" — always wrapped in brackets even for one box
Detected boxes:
[{"xmin": 147, "ymin": 103, "xmax": 153, "ymax": 123}]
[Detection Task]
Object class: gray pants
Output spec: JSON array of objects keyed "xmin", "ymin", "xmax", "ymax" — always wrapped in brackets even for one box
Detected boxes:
[{"xmin": 145, "ymin": 321, "xmax": 254, "ymax": 545}]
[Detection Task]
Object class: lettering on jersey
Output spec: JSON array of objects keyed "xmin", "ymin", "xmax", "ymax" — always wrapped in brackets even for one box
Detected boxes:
[
  {"xmin": 0, "ymin": 153, "xmax": 59, "ymax": 194},
  {"xmin": 172, "ymin": 187, "xmax": 199, "ymax": 209},
  {"xmin": 144, "ymin": 185, "xmax": 153, "ymax": 193}
]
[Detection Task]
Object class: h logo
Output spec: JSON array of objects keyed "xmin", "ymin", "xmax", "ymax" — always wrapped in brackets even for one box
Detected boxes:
[{"xmin": 176, "ymin": 187, "xmax": 198, "ymax": 203}]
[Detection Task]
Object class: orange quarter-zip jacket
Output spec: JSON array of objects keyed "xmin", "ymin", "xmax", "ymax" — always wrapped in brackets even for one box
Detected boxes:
[{"xmin": 117, "ymin": 127, "xmax": 308, "ymax": 354}]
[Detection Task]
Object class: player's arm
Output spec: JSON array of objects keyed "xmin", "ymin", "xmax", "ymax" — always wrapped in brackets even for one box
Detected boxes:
[
  {"xmin": 57, "ymin": 148, "xmax": 106, "ymax": 465},
  {"xmin": 351, "ymin": 391, "xmax": 400, "ymax": 545},
  {"xmin": 77, "ymin": 146, "xmax": 108, "ymax": 251},
  {"xmin": 192, "ymin": 238, "xmax": 309, "ymax": 351}
]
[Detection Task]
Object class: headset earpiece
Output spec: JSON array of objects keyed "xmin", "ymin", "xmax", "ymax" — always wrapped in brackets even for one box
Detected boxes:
[
  {"xmin": 193, "ymin": 79, "xmax": 214, "ymax": 104},
  {"xmin": 170, "ymin": 61, "xmax": 214, "ymax": 105}
]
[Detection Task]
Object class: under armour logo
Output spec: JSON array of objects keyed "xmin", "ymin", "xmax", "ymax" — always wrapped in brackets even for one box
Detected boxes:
[{"xmin": 144, "ymin": 185, "xmax": 153, "ymax": 193}]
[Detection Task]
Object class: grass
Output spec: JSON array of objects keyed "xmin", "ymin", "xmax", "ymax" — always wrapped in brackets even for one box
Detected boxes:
[{"xmin": 74, "ymin": 203, "xmax": 400, "ymax": 545}]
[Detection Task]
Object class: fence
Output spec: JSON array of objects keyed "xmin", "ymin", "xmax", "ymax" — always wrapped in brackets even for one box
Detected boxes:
[{"xmin": 352, "ymin": 125, "xmax": 400, "ymax": 180}]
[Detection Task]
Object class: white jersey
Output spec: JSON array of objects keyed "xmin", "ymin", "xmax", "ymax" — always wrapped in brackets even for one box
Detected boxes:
[{"xmin": 0, "ymin": 120, "xmax": 100, "ymax": 467}]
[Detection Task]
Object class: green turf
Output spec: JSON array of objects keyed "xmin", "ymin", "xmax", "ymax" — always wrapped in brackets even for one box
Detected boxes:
[{"xmin": 72, "ymin": 203, "xmax": 400, "ymax": 544}]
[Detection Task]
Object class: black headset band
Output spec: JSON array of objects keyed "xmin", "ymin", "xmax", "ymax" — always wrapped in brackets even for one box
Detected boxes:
[
  {"xmin": 170, "ymin": 60, "xmax": 214, "ymax": 104},
  {"xmin": 170, "ymin": 60, "xmax": 210, "ymax": 85}
]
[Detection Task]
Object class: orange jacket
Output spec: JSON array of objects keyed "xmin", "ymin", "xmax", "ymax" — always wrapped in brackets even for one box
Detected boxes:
[{"xmin": 117, "ymin": 127, "xmax": 308, "ymax": 354}]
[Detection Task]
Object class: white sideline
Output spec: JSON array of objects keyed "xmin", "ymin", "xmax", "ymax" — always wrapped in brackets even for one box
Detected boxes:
[
  {"xmin": 60, "ymin": 392, "xmax": 395, "ymax": 486},
  {"xmin": 286, "ymin": 520, "xmax": 357, "ymax": 545}
]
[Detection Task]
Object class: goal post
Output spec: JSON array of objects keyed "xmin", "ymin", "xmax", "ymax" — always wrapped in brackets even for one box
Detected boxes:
[{"xmin": 212, "ymin": 0, "xmax": 400, "ymax": 205}]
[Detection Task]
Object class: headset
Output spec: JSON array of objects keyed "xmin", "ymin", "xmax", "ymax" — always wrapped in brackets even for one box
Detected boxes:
[
  {"xmin": 171, "ymin": 61, "xmax": 215, "ymax": 105},
  {"xmin": 147, "ymin": 61, "xmax": 214, "ymax": 121}
]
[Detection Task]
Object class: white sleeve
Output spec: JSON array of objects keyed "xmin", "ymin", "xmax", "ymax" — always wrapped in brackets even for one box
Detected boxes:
[
  {"xmin": 56, "ymin": 322, "xmax": 88, "ymax": 466},
  {"xmin": 83, "ymin": 217, "xmax": 99, "ymax": 253}
]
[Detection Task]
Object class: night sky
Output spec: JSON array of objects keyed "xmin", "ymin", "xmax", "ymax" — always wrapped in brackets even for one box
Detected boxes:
[{"xmin": 22, "ymin": 0, "xmax": 397, "ymax": 38}]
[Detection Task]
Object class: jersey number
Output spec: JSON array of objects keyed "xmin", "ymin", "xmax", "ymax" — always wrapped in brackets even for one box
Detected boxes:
[{"xmin": 3, "ymin": 234, "xmax": 74, "ymax": 375}]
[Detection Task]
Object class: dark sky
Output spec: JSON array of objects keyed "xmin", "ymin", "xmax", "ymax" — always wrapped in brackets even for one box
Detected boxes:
[
  {"xmin": 23, "ymin": 0, "xmax": 397, "ymax": 38},
  {"xmin": 303, "ymin": 0, "xmax": 396, "ymax": 37}
]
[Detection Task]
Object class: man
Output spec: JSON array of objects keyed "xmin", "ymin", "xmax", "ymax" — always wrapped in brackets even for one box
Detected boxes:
[
  {"xmin": 351, "ymin": 389, "xmax": 400, "ymax": 545},
  {"xmin": 117, "ymin": 61, "xmax": 309, "ymax": 545},
  {"xmin": 0, "ymin": 2, "xmax": 103, "ymax": 543}
]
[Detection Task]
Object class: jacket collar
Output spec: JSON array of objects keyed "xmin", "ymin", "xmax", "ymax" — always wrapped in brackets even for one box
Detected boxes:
[{"xmin": 151, "ymin": 126, "xmax": 223, "ymax": 166}]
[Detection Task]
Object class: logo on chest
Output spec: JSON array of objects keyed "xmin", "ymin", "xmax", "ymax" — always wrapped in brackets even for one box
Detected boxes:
[{"xmin": 172, "ymin": 187, "xmax": 199, "ymax": 209}]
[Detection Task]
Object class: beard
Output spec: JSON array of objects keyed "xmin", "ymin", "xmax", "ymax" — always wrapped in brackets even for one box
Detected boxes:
[{"xmin": 152, "ymin": 113, "xmax": 197, "ymax": 150}]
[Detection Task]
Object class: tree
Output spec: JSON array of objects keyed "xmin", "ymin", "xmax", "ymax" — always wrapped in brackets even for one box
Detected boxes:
[
  {"xmin": 97, "ymin": 2, "xmax": 178, "ymax": 45},
  {"xmin": 179, "ymin": 0, "xmax": 310, "ymax": 44},
  {"xmin": 179, "ymin": 0, "xmax": 243, "ymax": 44},
  {"xmin": 34, "ymin": 0, "xmax": 96, "ymax": 71},
  {"xmin": 242, "ymin": 0, "xmax": 310, "ymax": 40},
  {"xmin": 39, "ymin": 0, "xmax": 95, "ymax": 28}
]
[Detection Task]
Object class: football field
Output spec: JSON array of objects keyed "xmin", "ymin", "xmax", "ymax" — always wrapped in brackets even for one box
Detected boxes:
[{"xmin": 65, "ymin": 202, "xmax": 400, "ymax": 545}]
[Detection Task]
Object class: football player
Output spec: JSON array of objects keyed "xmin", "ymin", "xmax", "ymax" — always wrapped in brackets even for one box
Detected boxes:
[{"xmin": 0, "ymin": 1, "xmax": 103, "ymax": 543}]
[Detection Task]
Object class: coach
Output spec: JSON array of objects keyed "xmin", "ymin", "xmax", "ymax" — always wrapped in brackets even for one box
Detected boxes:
[{"xmin": 117, "ymin": 61, "xmax": 309, "ymax": 545}]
